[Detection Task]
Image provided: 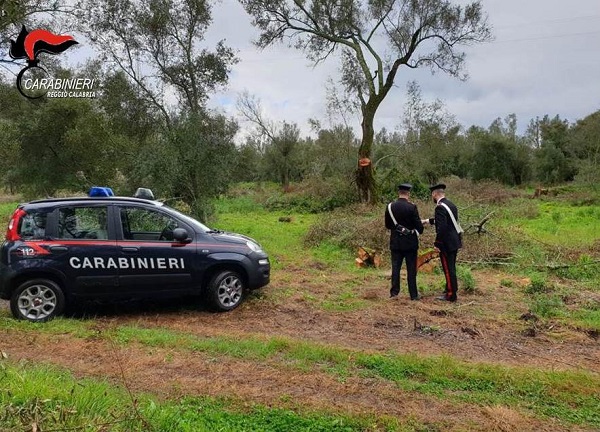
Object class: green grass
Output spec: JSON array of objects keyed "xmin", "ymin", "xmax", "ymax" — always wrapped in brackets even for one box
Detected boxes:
[
  {"xmin": 212, "ymin": 208, "xmax": 360, "ymax": 272},
  {"xmin": 0, "ymin": 201, "xmax": 17, "ymax": 239},
  {"xmin": 0, "ymin": 361, "xmax": 384, "ymax": 432},
  {"xmin": 569, "ymin": 308, "xmax": 600, "ymax": 331},
  {"xmin": 506, "ymin": 201, "xmax": 600, "ymax": 247},
  {"xmin": 4, "ymin": 319, "xmax": 599, "ymax": 428},
  {"xmin": 212, "ymin": 209, "xmax": 317, "ymax": 267},
  {"xmin": 356, "ymin": 353, "xmax": 600, "ymax": 426}
]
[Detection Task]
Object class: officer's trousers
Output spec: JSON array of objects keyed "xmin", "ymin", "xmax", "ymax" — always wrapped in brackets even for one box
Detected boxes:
[
  {"xmin": 390, "ymin": 249, "xmax": 418, "ymax": 299},
  {"xmin": 440, "ymin": 249, "xmax": 458, "ymax": 301}
]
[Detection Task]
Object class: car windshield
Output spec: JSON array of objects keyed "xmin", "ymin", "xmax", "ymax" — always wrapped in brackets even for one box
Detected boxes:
[{"xmin": 162, "ymin": 204, "xmax": 212, "ymax": 233}]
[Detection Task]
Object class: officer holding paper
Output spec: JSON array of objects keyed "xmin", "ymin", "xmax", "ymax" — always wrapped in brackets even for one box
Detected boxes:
[{"xmin": 422, "ymin": 183, "xmax": 463, "ymax": 302}]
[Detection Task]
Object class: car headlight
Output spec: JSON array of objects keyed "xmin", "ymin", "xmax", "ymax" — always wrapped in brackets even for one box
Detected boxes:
[{"xmin": 246, "ymin": 241, "xmax": 262, "ymax": 253}]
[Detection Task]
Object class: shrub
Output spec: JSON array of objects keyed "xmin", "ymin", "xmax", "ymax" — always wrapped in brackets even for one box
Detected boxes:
[
  {"xmin": 265, "ymin": 176, "xmax": 357, "ymax": 213},
  {"xmin": 528, "ymin": 294, "xmax": 565, "ymax": 318},
  {"xmin": 525, "ymin": 273, "xmax": 552, "ymax": 294},
  {"xmin": 304, "ymin": 204, "xmax": 387, "ymax": 252},
  {"xmin": 554, "ymin": 254, "xmax": 600, "ymax": 282},
  {"xmin": 457, "ymin": 265, "xmax": 476, "ymax": 293}
]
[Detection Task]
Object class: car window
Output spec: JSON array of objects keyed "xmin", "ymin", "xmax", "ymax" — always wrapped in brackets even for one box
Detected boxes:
[
  {"xmin": 18, "ymin": 209, "xmax": 50, "ymax": 240},
  {"xmin": 120, "ymin": 207, "xmax": 180, "ymax": 241},
  {"xmin": 57, "ymin": 206, "xmax": 109, "ymax": 240}
]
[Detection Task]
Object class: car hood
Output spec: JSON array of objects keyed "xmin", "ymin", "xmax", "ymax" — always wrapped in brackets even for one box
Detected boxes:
[{"xmin": 209, "ymin": 231, "xmax": 256, "ymax": 245}]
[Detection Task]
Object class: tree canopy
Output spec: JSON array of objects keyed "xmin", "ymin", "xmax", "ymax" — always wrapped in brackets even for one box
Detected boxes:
[{"xmin": 240, "ymin": 0, "xmax": 492, "ymax": 202}]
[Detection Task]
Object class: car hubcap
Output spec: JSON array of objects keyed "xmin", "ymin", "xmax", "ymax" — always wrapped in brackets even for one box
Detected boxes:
[
  {"xmin": 217, "ymin": 275, "xmax": 242, "ymax": 307},
  {"xmin": 17, "ymin": 285, "xmax": 57, "ymax": 320}
]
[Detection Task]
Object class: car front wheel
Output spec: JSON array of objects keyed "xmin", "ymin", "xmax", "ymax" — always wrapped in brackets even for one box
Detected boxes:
[
  {"xmin": 206, "ymin": 270, "xmax": 245, "ymax": 311},
  {"xmin": 10, "ymin": 279, "xmax": 65, "ymax": 322}
]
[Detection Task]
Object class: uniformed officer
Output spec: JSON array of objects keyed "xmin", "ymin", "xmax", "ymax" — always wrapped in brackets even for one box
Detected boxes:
[
  {"xmin": 424, "ymin": 183, "xmax": 462, "ymax": 302},
  {"xmin": 385, "ymin": 183, "xmax": 424, "ymax": 300}
]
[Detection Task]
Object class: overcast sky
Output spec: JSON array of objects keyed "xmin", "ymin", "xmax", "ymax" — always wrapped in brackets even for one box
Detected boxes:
[
  {"xmin": 201, "ymin": 0, "xmax": 600, "ymax": 138},
  {"xmin": 5, "ymin": 0, "xmax": 598, "ymax": 139}
]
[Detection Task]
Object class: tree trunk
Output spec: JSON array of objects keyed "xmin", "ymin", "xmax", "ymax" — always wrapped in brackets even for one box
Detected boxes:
[
  {"xmin": 356, "ymin": 103, "xmax": 378, "ymax": 204},
  {"xmin": 282, "ymin": 169, "xmax": 290, "ymax": 192}
]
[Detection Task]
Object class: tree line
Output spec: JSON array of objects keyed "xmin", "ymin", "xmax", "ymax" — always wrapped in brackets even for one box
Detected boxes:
[{"xmin": 0, "ymin": 0, "xmax": 598, "ymax": 218}]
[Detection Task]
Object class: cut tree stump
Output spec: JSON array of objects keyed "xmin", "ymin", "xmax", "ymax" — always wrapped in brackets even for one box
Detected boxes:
[{"xmin": 356, "ymin": 246, "xmax": 381, "ymax": 268}]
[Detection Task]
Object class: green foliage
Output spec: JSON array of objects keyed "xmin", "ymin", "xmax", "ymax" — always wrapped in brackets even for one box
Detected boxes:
[
  {"xmin": 136, "ymin": 113, "xmax": 238, "ymax": 221},
  {"xmin": 527, "ymin": 294, "xmax": 565, "ymax": 318},
  {"xmin": 379, "ymin": 172, "xmax": 430, "ymax": 204},
  {"xmin": 212, "ymin": 209, "xmax": 319, "ymax": 269},
  {"xmin": 304, "ymin": 205, "xmax": 386, "ymax": 253},
  {"xmin": 15, "ymin": 97, "xmax": 133, "ymax": 197},
  {"xmin": 0, "ymin": 201, "xmax": 17, "ymax": 235},
  {"xmin": 6, "ymin": 321, "xmax": 600, "ymax": 428},
  {"xmin": 534, "ymin": 115, "xmax": 577, "ymax": 184},
  {"xmin": 0, "ymin": 362, "xmax": 371, "ymax": 432},
  {"xmin": 264, "ymin": 176, "xmax": 358, "ymax": 213},
  {"xmin": 525, "ymin": 273, "xmax": 551, "ymax": 294},
  {"xmin": 456, "ymin": 265, "xmax": 475, "ymax": 293},
  {"xmin": 506, "ymin": 202, "xmax": 600, "ymax": 248},
  {"xmin": 555, "ymin": 254, "xmax": 600, "ymax": 282},
  {"xmin": 470, "ymin": 134, "xmax": 531, "ymax": 185},
  {"xmin": 79, "ymin": 0, "xmax": 237, "ymax": 115}
]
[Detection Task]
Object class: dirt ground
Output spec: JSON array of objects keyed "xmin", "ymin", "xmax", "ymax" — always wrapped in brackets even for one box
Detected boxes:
[{"xmin": 1, "ymin": 268, "xmax": 599, "ymax": 431}]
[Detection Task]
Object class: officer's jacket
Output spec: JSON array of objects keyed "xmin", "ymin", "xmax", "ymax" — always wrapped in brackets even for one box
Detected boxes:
[
  {"xmin": 384, "ymin": 198, "xmax": 424, "ymax": 251},
  {"xmin": 430, "ymin": 197, "xmax": 462, "ymax": 252}
]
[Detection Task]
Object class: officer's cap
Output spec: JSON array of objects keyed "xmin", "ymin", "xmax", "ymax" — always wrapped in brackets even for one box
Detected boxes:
[
  {"xmin": 428, "ymin": 183, "xmax": 446, "ymax": 192},
  {"xmin": 398, "ymin": 183, "xmax": 412, "ymax": 192}
]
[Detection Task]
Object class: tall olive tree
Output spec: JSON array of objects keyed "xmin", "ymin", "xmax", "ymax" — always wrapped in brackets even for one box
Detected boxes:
[
  {"xmin": 78, "ymin": 0, "xmax": 237, "ymax": 128},
  {"xmin": 240, "ymin": 0, "xmax": 491, "ymax": 203},
  {"xmin": 237, "ymin": 92, "xmax": 302, "ymax": 190}
]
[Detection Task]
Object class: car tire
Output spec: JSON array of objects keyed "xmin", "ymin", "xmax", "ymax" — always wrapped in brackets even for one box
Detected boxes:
[
  {"xmin": 206, "ymin": 270, "xmax": 245, "ymax": 311},
  {"xmin": 10, "ymin": 279, "xmax": 65, "ymax": 322}
]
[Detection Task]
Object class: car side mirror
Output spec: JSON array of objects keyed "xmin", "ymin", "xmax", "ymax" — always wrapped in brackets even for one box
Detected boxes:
[{"xmin": 172, "ymin": 228, "xmax": 191, "ymax": 243}]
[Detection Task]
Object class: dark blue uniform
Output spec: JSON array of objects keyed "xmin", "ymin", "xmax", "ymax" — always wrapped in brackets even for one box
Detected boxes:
[
  {"xmin": 385, "ymin": 198, "xmax": 424, "ymax": 300},
  {"xmin": 429, "ymin": 197, "xmax": 462, "ymax": 301}
]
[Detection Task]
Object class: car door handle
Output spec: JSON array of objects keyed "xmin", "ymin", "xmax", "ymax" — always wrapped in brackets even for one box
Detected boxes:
[
  {"xmin": 49, "ymin": 246, "xmax": 68, "ymax": 253},
  {"xmin": 121, "ymin": 247, "xmax": 139, "ymax": 253}
]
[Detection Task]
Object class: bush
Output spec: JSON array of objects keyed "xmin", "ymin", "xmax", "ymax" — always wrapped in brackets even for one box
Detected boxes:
[
  {"xmin": 525, "ymin": 273, "xmax": 552, "ymax": 294},
  {"xmin": 443, "ymin": 177, "xmax": 520, "ymax": 205},
  {"xmin": 528, "ymin": 294, "xmax": 565, "ymax": 318},
  {"xmin": 457, "ymin": 265, "xmax": 476, "ymax": 293},
  {"xmin": 265, "ymin": 176, "xmax": 357, "ymax": 213},
  {"xmin": 304, "ymin": 204, "xmax": 387, "ymax": 252}
]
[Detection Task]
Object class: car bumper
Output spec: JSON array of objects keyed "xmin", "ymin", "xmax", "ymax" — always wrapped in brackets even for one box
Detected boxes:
[{"xmin": 247, "ymin": 258, "xmax": 270, "ymax": 290}]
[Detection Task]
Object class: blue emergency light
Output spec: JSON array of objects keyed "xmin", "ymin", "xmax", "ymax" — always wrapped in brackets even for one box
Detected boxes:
[{"xmin": 88, "ymin": 186, "xmax": 115, "ymax": 197}]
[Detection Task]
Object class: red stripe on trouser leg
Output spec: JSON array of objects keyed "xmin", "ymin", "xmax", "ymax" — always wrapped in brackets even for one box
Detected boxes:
[{"xmin": 441, "ymin": 253, "xmax": 454, "ymax": 297}]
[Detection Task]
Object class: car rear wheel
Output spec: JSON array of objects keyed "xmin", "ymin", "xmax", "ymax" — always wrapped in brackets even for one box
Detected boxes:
[
  {"xmin": 206, "ymin": 270, "xmax": 245, "ymax": 311},
  {"xmin": 10, "ymin": 279, "xmax": 65, "ymax": 322}
]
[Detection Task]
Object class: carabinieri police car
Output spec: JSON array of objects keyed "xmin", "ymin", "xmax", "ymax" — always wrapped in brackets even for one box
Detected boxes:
[{"xmin": 0, "ymin": 187, "xmax": 270, "ymax": 322}]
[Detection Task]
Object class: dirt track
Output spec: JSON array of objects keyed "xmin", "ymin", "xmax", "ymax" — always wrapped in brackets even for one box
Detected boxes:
[{"xmin": 1, "ymin": 269, "xmax": 599, "ymax": 431}]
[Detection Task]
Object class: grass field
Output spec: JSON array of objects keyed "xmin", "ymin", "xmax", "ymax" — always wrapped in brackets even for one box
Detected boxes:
[
  {"xmin": 500, "ymin": 200, "xmax": 600, "ymax": 247},
  {"xmin": 1, "ymin": 185, "xmax": 600, "ymax": 431}
]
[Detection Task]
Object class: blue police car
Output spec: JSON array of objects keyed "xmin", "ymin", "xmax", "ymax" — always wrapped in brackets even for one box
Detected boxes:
[{"xmin": 0, "ymin": 188, "xmax": 270, "ymax": 322}]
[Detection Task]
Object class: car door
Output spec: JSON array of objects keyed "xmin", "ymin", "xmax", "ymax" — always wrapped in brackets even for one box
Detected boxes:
[
  {"xmin": 50, "ymin": 204, "xmax": 120, "ymax": 297},
  {"xmin": 115, "ymin": 204, "xmax": 196, "ymax": 295}
]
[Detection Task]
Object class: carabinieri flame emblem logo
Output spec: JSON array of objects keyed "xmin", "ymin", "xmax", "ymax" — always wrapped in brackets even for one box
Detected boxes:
[{"xmin": 9, "ymin": 25, "xmax": 78, "ymax": 99}]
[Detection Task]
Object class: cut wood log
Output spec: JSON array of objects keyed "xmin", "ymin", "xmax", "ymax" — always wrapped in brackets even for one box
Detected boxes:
[{"xmin": 356, "ymin": 247, "xmax": 381, "ymax": 268}]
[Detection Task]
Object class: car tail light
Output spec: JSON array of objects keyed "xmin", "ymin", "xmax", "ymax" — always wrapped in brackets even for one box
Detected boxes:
[{"xmin": 6, "ymin": 208, "xmax": 26, "ymax": 241}]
